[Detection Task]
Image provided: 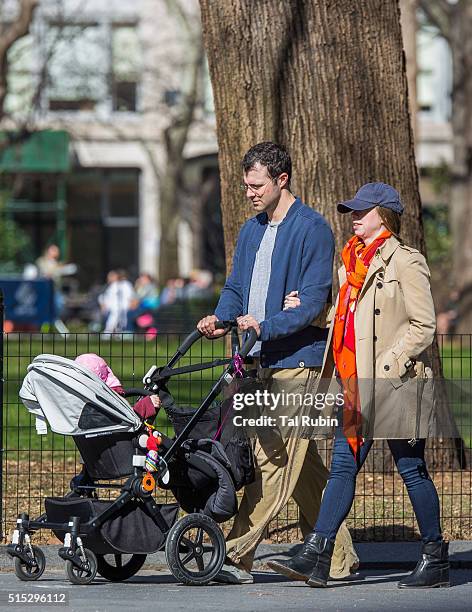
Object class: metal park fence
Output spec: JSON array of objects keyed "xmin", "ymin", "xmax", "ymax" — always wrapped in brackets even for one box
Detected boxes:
[{"xmin": 0, "ymin": 321, "xmax": 471, "ymax": 543}]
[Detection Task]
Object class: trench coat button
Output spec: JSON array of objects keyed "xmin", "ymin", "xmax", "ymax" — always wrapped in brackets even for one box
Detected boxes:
[
  {"xmin": 375, "ymin": 308, "xmax": 381, "ymax": 315},
  {"xmin": 378, "ymin": 271, "xmax": 384, "ymax": 278},
  {"xmin": 384, "ymin": 364, "xmax": 390, "ymax": 371},
  {"xmin": 376, "ymin": 282, "xmax": 383, "ymax": 289},
  {"xmin": 374, "ymin": 335, "xmax": 378, "ymax": 341},
  {"xmin": 299, "ymin": 361, "xmax": 305, "ymax": 367}
]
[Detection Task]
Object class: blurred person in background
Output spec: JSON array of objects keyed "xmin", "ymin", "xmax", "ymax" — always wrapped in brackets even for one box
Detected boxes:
[
  {"xmin": 99, "ymin": 269, "xmax": 136, "ymax": 333},
  {"xmin": 135, "ymin": 273, "xmax": 160, "ymax": 309},
  {"xmin": 159, "ymin": 277, "xmax": 185, "ymax": 306},
  {"xmin": 184, "ymin": 269, "xmax": 214, "ymax": 300},
  {"xmin": 127, "ymin": 273, "xmax": 160, "ymax": 331},
  {"xmin": 36, "ymin": 244, "xmax": 77, "ymax": 318}
]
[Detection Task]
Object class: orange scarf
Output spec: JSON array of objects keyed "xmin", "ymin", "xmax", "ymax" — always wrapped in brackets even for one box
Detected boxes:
[{"xmin": 333, "ymin": 231, "xmax": 392, "ymax": 456}]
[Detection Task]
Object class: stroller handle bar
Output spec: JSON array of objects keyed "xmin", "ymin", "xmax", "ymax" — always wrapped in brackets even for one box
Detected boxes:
[
  {"xmin": 122, "ymin": 388, "xmax": 156, "ymax": 398},
  {"xmin": 175, "ymin": 320, "xmax": 232, "ymax": 355},
  {"xmin": 142, "ymin": 321, "xmax": 259, "ymax": 389},
  {"xmin": 238, "ymin": 326, "xmax": 259, "ymax": 360},
  {"xmin": 176, "ymin": 320, "xmax": 258, "ymax": 358}
]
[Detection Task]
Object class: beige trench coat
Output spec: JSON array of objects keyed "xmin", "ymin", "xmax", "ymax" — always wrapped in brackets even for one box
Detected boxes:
[{"xmin": 320, "ymin": 235, "xmax": 439, "ymax": 439}]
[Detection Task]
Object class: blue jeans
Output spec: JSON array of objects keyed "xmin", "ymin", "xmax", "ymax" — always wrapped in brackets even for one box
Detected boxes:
[{"xmin": 314, "ymin": 432, "xmax": 442, "ymax": 543}]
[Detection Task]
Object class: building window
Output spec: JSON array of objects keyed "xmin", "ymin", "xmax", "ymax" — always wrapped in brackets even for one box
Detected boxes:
[
  {"xmin": 5, "ymin": 11, "xmax": 142, "ymax": 117},
  {"xmin": 67, "ymin": 168, "xmax": 140, "ymax": 287},
  {"xmin": 46, "ymin": 23, "xmax": 108, "ymax": 112},
  {"xmin": 416, "ymin": 14, "xmax": 452, "ymax": 122},
  {"xmin": 112, "ymin": 25, "xmax": 141, "ymax": 112},
  {"xmin": 42, "ymin": 21, "xmax": 140, "ymax": 114}
]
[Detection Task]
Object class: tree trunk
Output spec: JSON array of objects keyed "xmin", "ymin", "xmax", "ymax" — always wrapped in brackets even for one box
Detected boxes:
[
  {"xmin": 400, "ymin": 0, "xmax": 418, "ymax": 142},
  {"xmin": 200, "ymin": 0, "xmax": 464, "ymax": 468},
  {"xmin": 420, "ymin": 1, "xmax": 472, "ymax": 332},
  {"xmin": 158, "ymin": 155, "xmax": 182, "ymax": 283},
  {"xmin": 158, "ymin": 40, "xmax": 204, "ymax": 284},
  {"xmin": 200, "ymin": 0, "xmax": 423, "ymax": 271},
  {"xmin": 448, "ymin": 5, "xmax": 472, "ymax": 332}
]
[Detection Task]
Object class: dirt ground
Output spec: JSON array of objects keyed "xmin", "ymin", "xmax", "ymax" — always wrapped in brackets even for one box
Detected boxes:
[{"xmin": 2, "ymin": 456, "xmax": 470, "ymax": 544}]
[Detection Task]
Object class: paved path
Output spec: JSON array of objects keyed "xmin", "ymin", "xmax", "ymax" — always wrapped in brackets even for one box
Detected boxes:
[
  {"xmin": 0, "ymin": 569, "xmax": 471, "ymax": 611},
  {"xmin": 1, "ymin": 542, "xmax": 471, "ymax": 611},
  {"xmin": 2, "ymin": 541, "xmax": 472, "ymax": 572}
]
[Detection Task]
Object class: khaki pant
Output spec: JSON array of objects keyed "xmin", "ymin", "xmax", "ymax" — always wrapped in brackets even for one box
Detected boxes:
[{"xmin": 225, "ymin": 365, "xmax": 359, "ymax": 578}]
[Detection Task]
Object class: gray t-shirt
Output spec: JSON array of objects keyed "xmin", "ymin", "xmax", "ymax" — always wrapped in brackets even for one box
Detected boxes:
[{"xmin": 247, "ymin": 220, "xmax": 281, "ymax": 356}]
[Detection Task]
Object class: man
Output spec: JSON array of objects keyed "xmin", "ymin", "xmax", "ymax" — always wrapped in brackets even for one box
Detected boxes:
[
  {"xmin": 197, "ymin": 142, "xmax": 358, "ymax": 584},
  {"xmin": 36, "ymin": 244, "xmax": 76, "ymax": 320}
]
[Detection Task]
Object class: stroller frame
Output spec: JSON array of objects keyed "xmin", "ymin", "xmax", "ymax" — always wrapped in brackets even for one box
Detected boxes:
[{"xmin": 8, "ymin": 321, "xmax": 257, "ymax": 586}]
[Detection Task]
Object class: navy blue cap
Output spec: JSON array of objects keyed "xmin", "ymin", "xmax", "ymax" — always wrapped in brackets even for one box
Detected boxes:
[{"xmin": 337, "ymin": 182, "xmax": 404, "ymax": 215}]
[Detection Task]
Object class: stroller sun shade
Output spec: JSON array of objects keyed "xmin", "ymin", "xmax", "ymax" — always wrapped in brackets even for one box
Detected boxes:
[{"xmin": 19, "ymin": 354, "xmax": 141, "ymax": 436}]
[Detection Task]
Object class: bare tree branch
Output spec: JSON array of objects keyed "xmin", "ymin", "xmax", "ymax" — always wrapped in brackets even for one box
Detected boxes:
[
  {"xmin": 29, "ymin": 19, "xmax": 88, "ymax": 120},
  {"xmin": 0, "ymin": 0, "xmax": 39, "ymax": 119},
  {"xmin": 165, "ymin": 39, "xmax": 204, "ymax": 155},
  {"xmin": 437, "ymin": 0, "xmax": 453, "ymax": 16},
  {"xmin": 419, "ymin": 0, "xmax": 451, "ymax": 41},
  {"xmin": 0, "ymin": 0, "xmax": 38, "ymax": 57},
  {"xmin": 164, "ymin": 0, "xmax": 198, "ymax": 40}
]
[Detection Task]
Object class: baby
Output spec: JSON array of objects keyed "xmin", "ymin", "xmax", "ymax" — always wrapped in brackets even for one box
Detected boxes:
[{"xmin": 74, "ymin": 353, "xmax": 160, "ymax": 420}]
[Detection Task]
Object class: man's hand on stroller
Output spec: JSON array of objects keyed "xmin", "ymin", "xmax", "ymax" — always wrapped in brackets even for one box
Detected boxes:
[
  {"xmin": 197, "ymin": 315, "xmax": 227, "ymax": 338},
  {"xmin": 237, "ymin": 315, "xmax": 260, "ymax": 336}
]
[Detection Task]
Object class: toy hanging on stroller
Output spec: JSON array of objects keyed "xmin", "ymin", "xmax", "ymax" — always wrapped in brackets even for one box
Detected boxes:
[{"xmin": 8, "ymin": 321, "xmax": 257, "ymax": 586}]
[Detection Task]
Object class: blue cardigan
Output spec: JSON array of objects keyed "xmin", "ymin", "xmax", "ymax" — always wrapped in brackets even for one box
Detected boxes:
[{"xmin": 214, "ymin": 198, "xmax": 334, "ymax": 368}]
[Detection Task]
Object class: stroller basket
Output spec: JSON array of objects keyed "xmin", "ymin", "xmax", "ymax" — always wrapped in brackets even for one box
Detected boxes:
[
  {"xmin": 45, "ymin": 496, "xmax": 179, "ymax": 555},
  {"xmin": 73, "ymin": 432, "xmax": 143, "ymax": 480},
  {"xmin": 167, "ymin": 401, "xmax": 254, "ymax": 491}
]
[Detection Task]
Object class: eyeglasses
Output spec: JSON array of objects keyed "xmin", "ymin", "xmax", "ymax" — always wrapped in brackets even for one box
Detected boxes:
[{"xmin": 240, "ymin": 177, "xmax": 276, "ymax": 196}]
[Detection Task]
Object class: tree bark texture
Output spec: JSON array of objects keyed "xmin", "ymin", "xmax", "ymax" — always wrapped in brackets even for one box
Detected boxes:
[
  {"xmin": 400, "ymin": 0, "xmax": 418, "ymax": 142},
  {"xmin": 200, "ymin": 0, "xmax": 423, "ymax": 272},
  {"xmin": 200, "ymin": 0, "xmax": 465, "ymax": 469}
]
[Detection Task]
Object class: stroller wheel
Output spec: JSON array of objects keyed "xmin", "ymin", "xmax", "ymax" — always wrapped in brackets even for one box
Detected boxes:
[
  {"xmin": 165, "ymin": 513, "xmax": 225, "ymax": 586},
  {"xmin": 96, "ymin": 553, "xmax": 146, "ymax": 581},
  {"xmin": 14, "ymin": 546, "xmax": 46, "ymax": 581},
  {"xmin": 65, "ymin": 548, "xmax": 97, "ymax": 585}
]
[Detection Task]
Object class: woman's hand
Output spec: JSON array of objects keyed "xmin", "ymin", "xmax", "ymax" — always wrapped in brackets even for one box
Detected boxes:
[{"xmin": 283, "ymin": 290, "xmax": 301, "ymax": 310}]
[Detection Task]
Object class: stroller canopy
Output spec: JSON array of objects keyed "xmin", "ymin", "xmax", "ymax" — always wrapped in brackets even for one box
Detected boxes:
[{"xmin": 20, "ymin": 354, "xmax": 141, "ymax": 436}]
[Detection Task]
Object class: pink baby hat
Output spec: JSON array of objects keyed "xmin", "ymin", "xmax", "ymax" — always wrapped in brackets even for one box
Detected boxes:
[{"xmin": 74, "ymin": 353, "xmax": 122, "ymax": 388}]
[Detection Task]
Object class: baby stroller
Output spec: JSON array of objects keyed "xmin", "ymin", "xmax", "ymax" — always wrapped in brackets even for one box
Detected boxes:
[{"xmin": 7, "ymin": 321, "xmax": 257, "ymax": 586}]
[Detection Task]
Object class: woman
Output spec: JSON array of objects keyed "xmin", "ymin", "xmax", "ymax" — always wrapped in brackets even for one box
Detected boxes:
[{"xmin": 268, "ymin": 182, "xmax": 449, "ymax": 589}]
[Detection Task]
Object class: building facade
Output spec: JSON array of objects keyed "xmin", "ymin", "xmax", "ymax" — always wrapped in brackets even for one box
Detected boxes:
[
  {"xmin": 1, "ymin": 0, "xmax": 220, "ymax": 289},
  {"xmin": 1, "ymin": 1, "xmax": 454, "ymax": 290}
]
